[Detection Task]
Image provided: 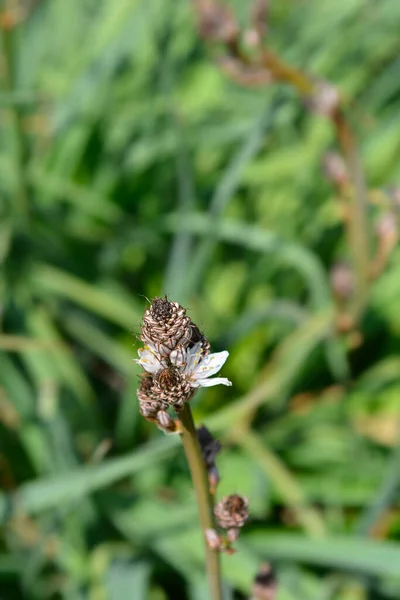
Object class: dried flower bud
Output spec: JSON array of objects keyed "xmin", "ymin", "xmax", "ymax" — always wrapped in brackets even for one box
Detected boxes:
[
  {"xmin": 197, "ymin": 425, "xmax": 221, "ymax": 468},
  {"xmin": 330, "ymin": 263, "xmax": 354, "ymax": 303},
  {"xmin": 252, "ymin": 562, "xmax": 277, "ymax": 600},
  {"xmin": 205, "ymin": 528, "xmax": 221, "ymax": 550},
  {"xmin": 208, "ymin": 465, "xmax": 220, "ymax": 494},
  {"xmin": 214, "ymin": 494, "xmax": 249, "ymax": 530},
  {"xmin": 195, "ymin": 0, "xmax": 239, "ymax": 46},
  {"xmin": 152, "ymin": 366, "xmax": 193, "ymax": 411},
  {"xmin": 156, "ymin": 410, "xmax": 179, "ymax": 433},
  {"xmin": 189, "ymin": 323, "xmax": 211, "ymax": 356},
  {"xmin": 141, "ymin": 297, "xmax": 192, "ymax": 356}
]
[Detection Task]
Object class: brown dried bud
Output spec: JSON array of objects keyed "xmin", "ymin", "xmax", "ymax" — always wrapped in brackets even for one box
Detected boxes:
[
  {"xmin": 189, "ymin": 323, "xmax": 211, "ymax": 356},
  {"xmin": 208, "ymin": 466, "xmax": 220, "ymax": 495},
  {"xmin": 156, "ymin": 410, "xmax": 178, "ymax": 433},
  {"xmin": 137, "ymin": 376, "xmax": 166, "ymax": 417},
  {"xmin": 195, "ymin": 0, "xmax": 239, "ymax": 46},
  {"xmin": 330, "ymin": 263, "xmax": 354, "ymax": 303},
  {"xmin": 197, "ymin": 425, "xmax": 221, "ymax": 468},
  {"xmin": 205, "ymin": 528, "xmax": 221, "ymax": 550},
  {"xmin": 214, "ymin": 494, "xmax": 249, "ymax": 530},
  {"xmin": 141, "ymin": 297, "xmax": 192, "ymax": 356},
  {"xmin": 252, "ymin": 562, "xmax": 277, "ymax": 600},
  {"xmin": 152, "ymin": 366, "xmax": 193, "ymax": 411}
]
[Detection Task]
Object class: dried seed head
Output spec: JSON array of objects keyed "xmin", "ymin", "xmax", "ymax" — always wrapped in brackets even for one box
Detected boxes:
[
  {"xmin": 214, "ymin": 494, "xmax": 249, "ymax": 530},
  {"xmin": 141, "ymin": 297, "xmax": 192, "ymax": 356},
  {"xmin": 152, "ymin": 366, "xmax": 193, "ymax": 411},
  {"xmin": 252, "ymin": 562, "xmax": 277, "ymax": 600},
  {"xmin": 137, "ymin": 376, "xmax": 165, "ymax": 417}
]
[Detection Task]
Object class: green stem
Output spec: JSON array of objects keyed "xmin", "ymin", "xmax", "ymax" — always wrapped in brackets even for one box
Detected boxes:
[
  {"xmin": 333, "ymin": 111, "xmax": 370, "ymax": 320},
  {"xmin": 179, "ymin": 405, "xmax": 223, "ymax": 600},
  {"xmin": 258, "ymin": 49, "xmax": 371, "ymax": 321}
]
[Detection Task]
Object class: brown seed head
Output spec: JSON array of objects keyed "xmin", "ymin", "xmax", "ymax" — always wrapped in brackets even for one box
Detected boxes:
[
  {"xmin": 141, "ymin": 297, "xmax": 192, "ymax": 356},
  {"xmin": 152, "ymin": 366, "xmax": 193, "ymax": 411},
  {"xmin": 214, "ymin": 494, "xmax": 249, "ymax": 529},
  {"xmin": 137, "ymin": 375, "xmax": 166, "ymax": 418}
]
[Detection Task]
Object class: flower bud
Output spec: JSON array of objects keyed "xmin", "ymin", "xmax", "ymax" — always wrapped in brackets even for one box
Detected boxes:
[
  {"xmin": 252, "ymin": 562, "xmax": 277, "ymax": 600},
  {"xmin": 214, "ymin": 494, "xmax": 249, "ymax": 530}
]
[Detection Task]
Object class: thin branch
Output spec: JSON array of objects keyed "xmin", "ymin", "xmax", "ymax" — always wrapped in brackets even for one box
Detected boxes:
[{"xmin": 179, "ymin": 404, "xmax": 223, "ymax": 600}]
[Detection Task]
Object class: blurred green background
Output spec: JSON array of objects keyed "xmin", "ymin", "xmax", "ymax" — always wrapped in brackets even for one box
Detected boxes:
[{"xmin": 2, "ymin": 0, "xmax": 400, "ymax": 598}]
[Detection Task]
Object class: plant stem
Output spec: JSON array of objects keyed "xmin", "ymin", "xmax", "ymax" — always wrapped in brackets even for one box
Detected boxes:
[
  {"xmin": 259, "ymin": 49, "xmax": 371, "ymax": 321},
  {"xmin": 179, "ymin": 404, "xmax": 223, "ymax": 600}
]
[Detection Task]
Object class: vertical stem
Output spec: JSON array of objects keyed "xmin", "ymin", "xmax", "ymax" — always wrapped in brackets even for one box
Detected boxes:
[
  {"xmin": 0, "ymin": 24, "xmax": 30, "ymax": 225},
  {"xmin": 179, "ymin": 404, "xmax": 223, "ymax": 600},
  {"xmin": 259, "ymin": 48, "xmax": 371, "ymax": 320},
  {"xmin": 333, "ymin": 111, "xmax": 370, "ymax": 320}
]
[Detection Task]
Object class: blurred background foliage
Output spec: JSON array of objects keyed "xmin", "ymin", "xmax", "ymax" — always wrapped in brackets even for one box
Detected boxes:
[{"xmin": 1, "ymin": 0, "xmax": 400, "ymax": 598}]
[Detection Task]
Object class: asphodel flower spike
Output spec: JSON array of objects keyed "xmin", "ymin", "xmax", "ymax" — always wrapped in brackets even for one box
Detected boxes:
[{"xmin": 135, "ymin": 297, "xmax": 231, "ymax": 425}]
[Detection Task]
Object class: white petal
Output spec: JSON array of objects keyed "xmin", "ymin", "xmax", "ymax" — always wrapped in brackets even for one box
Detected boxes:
[
  {"xmin": 135, "ymin": 346, "xmax": 162, "ymax": 374},
  {"xmin": 193, "ymin": 351, "xmax": 229, "ymax": 379},
  {"xmin": 170, "ymin": 346, "xmax": 186, "ymax": 368},
  {"xmin": 185, "ymin": 342, "xmax": 204, "ymax": 373},
  {"xmin": 196, "ymin": 377, "xmax": 232, "ymax": 387}
]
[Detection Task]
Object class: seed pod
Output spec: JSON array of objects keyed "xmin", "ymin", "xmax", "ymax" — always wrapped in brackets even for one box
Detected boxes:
[{"xmin": 214, "ymin": 494, "xmax": 249, "ymax": 530}]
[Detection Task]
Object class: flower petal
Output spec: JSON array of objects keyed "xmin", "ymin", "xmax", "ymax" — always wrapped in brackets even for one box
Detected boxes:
[
  {"xmin": 196, "ymin": 377, "xmax": 232, "ymax": 387},
  {"xmin": 185, "ymin": 342, "xmax": 204, "ymax": 372},
  {"xmin": 135, "ymin": 346, "xmax": 162, "ymax": 374},
  {"xmin": 170, "ymin": 346, "xmax": 187, "ymax": 368},
  {"xmin": 193, "ymin": 351, "xmax": 229, "ymax": 379}
]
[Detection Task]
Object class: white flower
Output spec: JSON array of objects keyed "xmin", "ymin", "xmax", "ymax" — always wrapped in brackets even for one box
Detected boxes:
[
  {"xmin": 171, "ymin": 343, "xmax": 232, "ymax": 388},
  {"xmin": 135, "ymin": 344, "xmax": 166, "ymax": 374},
  {"xmin": 136, "ymin": 342, "xmax": 232, "ymax": 389}
]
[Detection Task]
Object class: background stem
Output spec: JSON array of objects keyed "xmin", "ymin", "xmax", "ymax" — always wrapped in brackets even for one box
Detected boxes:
[{"xmin": 179, "ymin": 404, "xmax": 223, "ymax": 600}]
